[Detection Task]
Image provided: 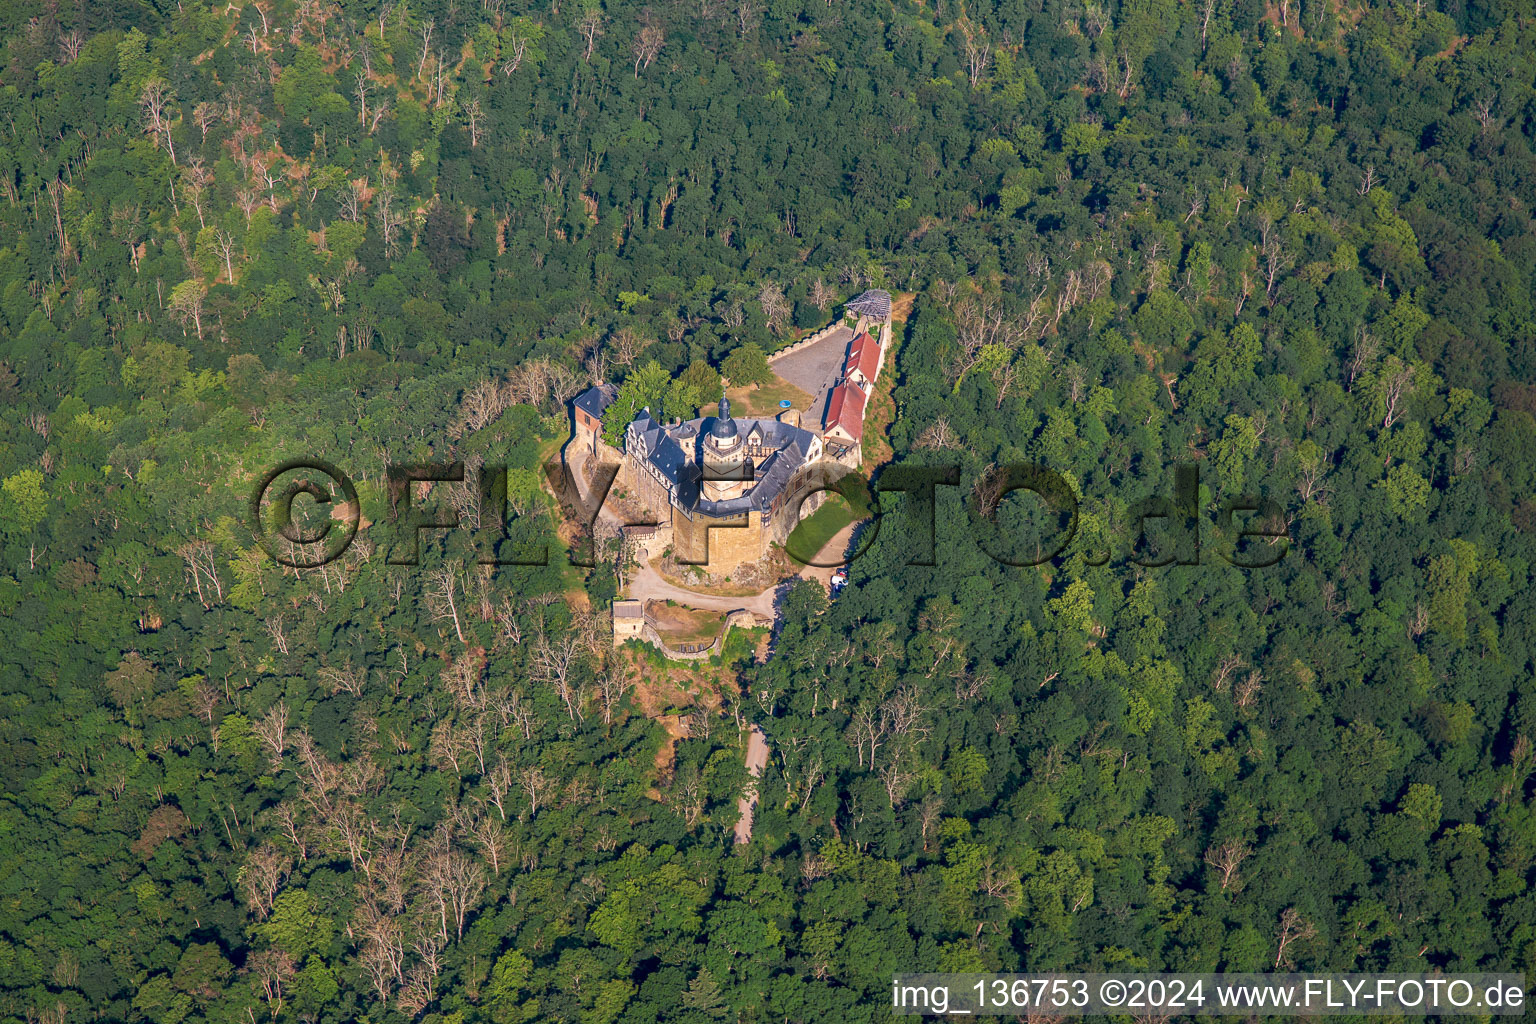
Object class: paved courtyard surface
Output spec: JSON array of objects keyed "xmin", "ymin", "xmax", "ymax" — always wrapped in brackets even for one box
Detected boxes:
[{"xmin": 769, "ymin": 325, "xmax": 853, "ymax": 428}]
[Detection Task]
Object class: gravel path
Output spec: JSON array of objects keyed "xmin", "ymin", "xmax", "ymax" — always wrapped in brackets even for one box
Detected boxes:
[
  {"xmin": 625, "ymin": 559, "xmax": 782, "ymax": 617},
  {"xmin": 734, "ymin": 725, "xmax": 770, "ymax": 844}
]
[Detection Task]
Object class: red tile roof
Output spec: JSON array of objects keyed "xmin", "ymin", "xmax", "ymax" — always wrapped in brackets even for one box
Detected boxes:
[
  {"xmin": 844, "ymin": 331, "xmax": 881, "ymax": 381},
  {"xmin": 825, "ymin": 383, "xmax": 867, "ymax": 440}
]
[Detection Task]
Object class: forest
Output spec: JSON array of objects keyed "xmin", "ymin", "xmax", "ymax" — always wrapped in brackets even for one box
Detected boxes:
[{"xmin": 2, "ymin": 0, "xmax": 1536, "ymax": 1019}]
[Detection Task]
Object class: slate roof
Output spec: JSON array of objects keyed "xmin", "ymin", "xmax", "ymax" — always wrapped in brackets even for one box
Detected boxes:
[
  {"xmin": 845, "ymin": 289, "xmax": 892, "ymax": 321},
  {"xmin": 626, "ymin": 409, "xmax": 819, "ymax": 517},
  {"xmin": 844, "ymin": 331, "xmax": 881, "ymax": 381},
  {"xmin": 628, "ymin": 412, "xmax": 692, "ymax": 489},
  {"xmin": 825, "ymin": 383, "xmax": 867, "ymax": 440},
  {"xmin": 695, "ymin": 441, "xmax": 808, "ymax": 516},
  {"xmin": 574, "ymin": 383, "xmax": 618, "ymax": 421}
]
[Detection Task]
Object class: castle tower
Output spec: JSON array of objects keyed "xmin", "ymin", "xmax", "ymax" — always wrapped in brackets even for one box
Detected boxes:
[{"xmin": 702, "ymin": 397, "xmax": 749, "ymax": 500}]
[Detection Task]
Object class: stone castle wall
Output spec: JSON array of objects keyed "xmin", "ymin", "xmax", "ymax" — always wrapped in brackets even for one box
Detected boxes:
[{"xmin": 672, "ymin": 508, "xmax": 765, "ymax": 574}]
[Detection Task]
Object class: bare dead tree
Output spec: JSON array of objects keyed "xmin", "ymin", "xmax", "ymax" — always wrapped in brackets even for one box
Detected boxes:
[
  {"xmin": 1358, "ymin": 164, "xmax": 1380, "ymax": 196},
  {"xmin": 1378, "ymin": 357, "xmax": 1415, "ymax": 430},
  {"xmin": 482, "ymin": 756, "xmax": 513, "ymax": 819},
  {"xmin": 517, "ymin": 765, "xmax": 556, "ymax": 818},
  {"xmin": 918, "ymin": 793, "xmax": 945, "ymax": 851},
  {"xmin": 249, "ymin": 949, "xmax": 296, "ymax": 1018},
  {"xmin": 1235, "ymin": 669, "xmax": 1264, "ymax": 712},
  {"xmin": 632, "ymin": 22, "xmax": 665, "ymax": 76},
  {"xmin": 271, "ymin": 802, "xmax": 310, "ymax": 861},
  {"xmin": 336, "ymin": 177, "xmax": 365, "ymax": 223},
  {"xmin": 958, "ymin": 18, "xmax": 991, "ymax": 87},
  {"xmin": 236, "ymin": 188, "xmax": 262, "ymax": 225},
  {"xmin": 59, "ymin": 29, "xmax": 85, "ymax": 63},
  {"xmin": 719, "ymin": 298, "xmax": 747, "ymax": 329},
  {"xmin": 139, "ymin": 78, "xmax": 178, "ymax": 164},
  {"xmin": 252, "ymin": 700, "xmax": 289, "ymax": 770},
  {"xmin": 989, "ymin": 359, "xmax": 1020, "ymax": 408},
  {"xmin": 580, "ymin": 9, "xmax": 605, "ymax": 59},
  {"xmin": 424, "ymin": 565, "xmax": 467, "ymax": 644},
  {"xmin": 501, "ymin": 30, "xmax": 529, "ymax": 75},
  {"xmin": 947, "ymin": 293, "xmax": 1022, "ymax": 386},
  {"xmin": 1261, "ymin": 233, "xmax": 1292, "ymax": 302},
  {"xmin": 809, "ymin": 276, "xmax": 836, "ymax": 311},
  {"xmin": 1185, "ymin": 192, "xmax": 1205, "ymax": 224},
  {"xmin": 971, "ymin": 463, "xmax": 1008, "ymax": 521},
  {"xmin": 192, "ymin": 679, "xmax": 221, "ymax": 724},
  {"xmin": 915, "ymin": 417, "xmax": 962, "ymax": 451},
  {"xmin": 432, "ymin": 48, "xmax": 450, "ymax": 108},
  {"xmin": 422, "ymin": 847, "xmax": 484, "ymax": 940},
  {"xmin": 415, "ymin": 17, "xmax": 435, "ymax": 82},
  {"xmin": 238, "ymin": 844, "xmax": 290, "ymax": 919},
  {"xmin": 1204, "ymin": 839, "xmax": 1251, "ymax": 891},
  {"xmin": 877, "ymin": 752, "xmax": 919, "ymax": 808},
  {"xmin": 609, "ymin": 326, "xmax": 648, "ymax": 370},
  {"xmin": 736, "ymin": 0, "xmax": 761, "ymax": 35},
  {"xmin": 881, "ymin": 684, "xmax": 932, "ymax": 743},
  {"xmin": 672, "ymin": 763, "xmax": 706, "ymax": 828},
  {"xmin": 355, "ymin": 900, "xmax": 405, "ymax": 1000},
  {"xmin": 355, "ymin": 72, "xmax": 370, "ymax": 128},
  {"xmin": 1274, "ymin": 908, "xmax": 1317, "ymax": 969},
  {"xmin": 1116, "ymin": 51, "xmax": 1136, "ymax": 98},
  {"xmin": 758, "ymin": 279, "xmax": 791, "ymax": 333},
  {"xmin": 1210, "ymin": 653, "xmax": 1245, "ymax": 693},
  {"xmin": 463, "ymin": 97, "xmax": 484, "ymax": 147},
  {"xmin": 263, "ymin": 615, "xmax": 290, "ymax": 655},
  {"xmin": 193, "ymin": 101, "xmax": 220, "ymax": 143},
  {"xmin": 547, "ymin": 360, "xmax": 587, "ymax": 407},
  {"xmin": 848, "ymin": 706, "xmax": 883, "ymax": 770},
  {"xmin": 532, "ymin": 631, "xmax": 585, "ymax": 720},
  {"xmin": 178, "ymin": 540, "xmax": 223, "ymax": 607},
  {"xmin": 441, "ymin": 649, "xmax": 488, "ymax": 710},
  {"xmin": 596, "ymin": 671, "xmax": 634, "ymax": 728},
  {"xmin": 1472, "ymin": 95, "xmax": 1500, "ymax": 135},
  {"xmin": 466, "ymin": 814, "xmax": 509, "ymax": 874},
  {"xmin": 430, "ymin": 720, "xmax": 472, "ymax": 776},
  {"xmin": 319, "ymin": 659, "xmax": 367, "ymax": 696},
  {"xmin": 214, "ymin": 229, "xmax": 239, "ymax": 283}
]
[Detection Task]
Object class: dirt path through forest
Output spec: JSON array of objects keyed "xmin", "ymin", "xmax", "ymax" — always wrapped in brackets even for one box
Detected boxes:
[{"xmin": 733, "ymin": 725, "xmax": 770, "ymax": 844}]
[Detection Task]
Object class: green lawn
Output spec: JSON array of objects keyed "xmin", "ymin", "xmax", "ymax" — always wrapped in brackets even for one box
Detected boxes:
[
  {"xmin": 729, "ymin": 377, "xmax": 814, "ymax": 417},
  {"xmin": 784, "ymin": 490, "xmax": 869, "ymax": 564}
]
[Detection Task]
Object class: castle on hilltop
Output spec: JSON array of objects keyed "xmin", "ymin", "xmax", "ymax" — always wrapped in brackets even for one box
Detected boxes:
[
  {"xmin": 570, "ymin": 289, "xmax": 892, "ymax": 574},
  {"xmin": 614, "ymin": 397, "xmax": 824, "ymax": 573}
]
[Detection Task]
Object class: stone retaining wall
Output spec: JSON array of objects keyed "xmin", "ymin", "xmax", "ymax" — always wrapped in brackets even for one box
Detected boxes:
[
  {"xmin": 767, "ymin": 321, "xmax": 845, "ymax": 363},
  {"xmin": 638, "ymin": 608, "xmax": 767, "ymax": 660}
]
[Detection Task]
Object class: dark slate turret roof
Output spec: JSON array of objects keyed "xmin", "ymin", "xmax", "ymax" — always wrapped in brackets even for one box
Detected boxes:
[
  {"xmin": 845, "ymin": 289, "xmax": 892, "ymax": 320},
  {"xmin": 709, "ymin": 397, "xmax": 739, "ymax": 440},
  {"xmin": 574, "ymin": 383, "xmax": 618, "ymax": 420}
]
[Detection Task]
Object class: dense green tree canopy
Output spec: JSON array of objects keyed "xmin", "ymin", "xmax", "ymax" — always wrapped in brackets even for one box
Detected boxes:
[{"xmin": 2, "ymin": 0, "xmax": 1536, "ymax": 1020}]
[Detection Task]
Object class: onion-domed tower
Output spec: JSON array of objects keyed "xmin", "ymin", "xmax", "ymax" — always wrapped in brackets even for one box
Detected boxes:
[{"xmin": 702, "ymin": 397, "xmax": 749, "ymax": 500}]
